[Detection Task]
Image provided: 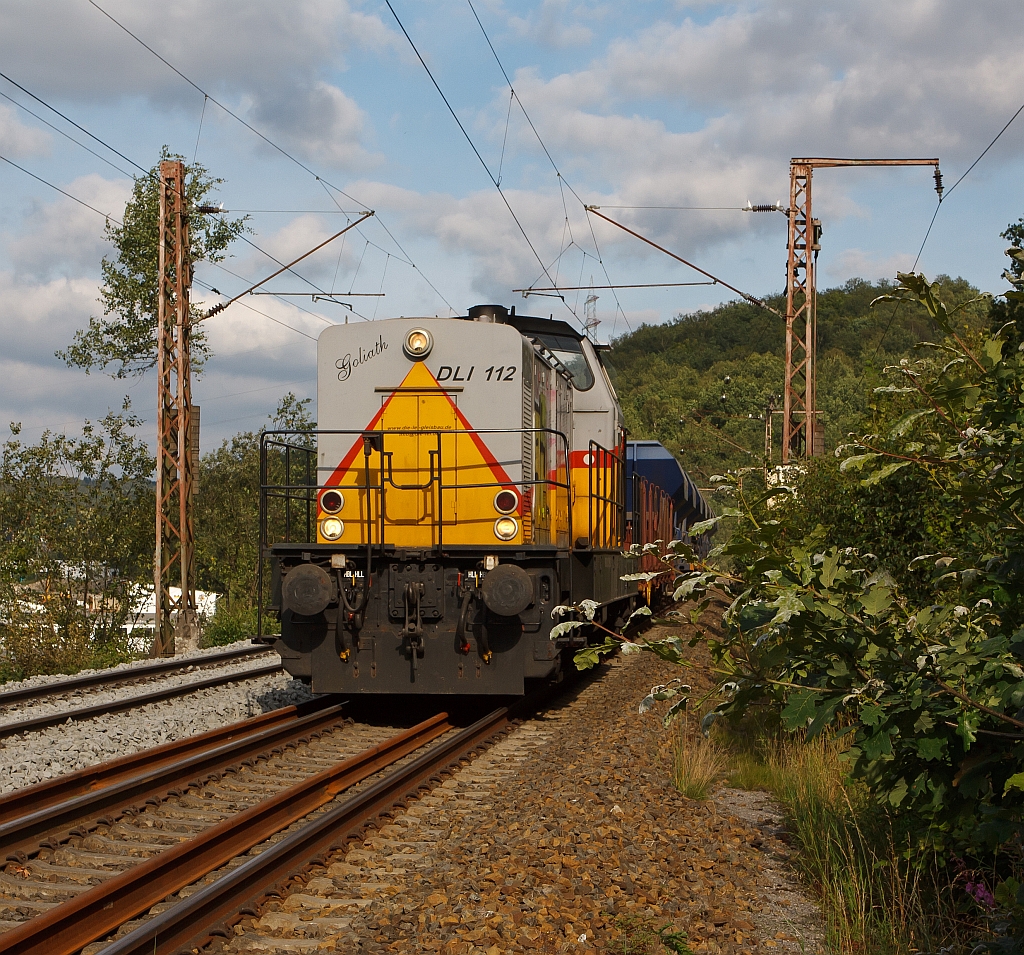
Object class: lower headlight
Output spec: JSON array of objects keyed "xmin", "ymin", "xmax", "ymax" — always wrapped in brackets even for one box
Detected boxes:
[
  {"xmin": 320, "ymin": 517, "xmax": 345, "ymax": 541},
  {"xmin": 493, "ymin": 516, "xmax": 518, "ymax": 541}
]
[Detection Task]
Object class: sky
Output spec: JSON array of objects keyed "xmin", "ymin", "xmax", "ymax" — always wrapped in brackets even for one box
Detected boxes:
[{"xmin": 1, "ymin": 0, "xmax": 1023, "ymax": 451}]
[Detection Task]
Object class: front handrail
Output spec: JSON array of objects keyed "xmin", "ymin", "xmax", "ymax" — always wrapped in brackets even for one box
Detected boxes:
[
  {"xmin": 260, "ymin": 427, "xmax": 572, "ymax": 544},
  {"xmin": 257, "ymin": 427, "xmax": 573, "ymax": 638}
]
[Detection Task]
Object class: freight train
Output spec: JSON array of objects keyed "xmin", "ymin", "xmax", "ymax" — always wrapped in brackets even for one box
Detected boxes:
[{"xmin": 256, "ymin": 304, "xmax": 711, "ymax": 695}]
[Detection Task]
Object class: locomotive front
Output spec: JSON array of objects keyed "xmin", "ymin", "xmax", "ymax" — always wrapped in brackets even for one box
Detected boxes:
[{"xmin": 261, "ymin": 305, "xmax": 574, "ymax": 695}]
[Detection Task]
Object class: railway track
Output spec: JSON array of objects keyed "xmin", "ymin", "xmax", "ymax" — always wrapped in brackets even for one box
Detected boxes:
[
  {"xmin": 0, "ymin": 686, "xmax": 553, "ymax": 955},
  {"xmin": 0, "ymin": 645, "xmax": 273, "ymax": 710},
  {"xmin": 0, "ymin": 695, "xmax": 455, "ymax": 953},
  {"xmin": 0, "ymin": 645, "xmax": 281, "ymax": 740}
]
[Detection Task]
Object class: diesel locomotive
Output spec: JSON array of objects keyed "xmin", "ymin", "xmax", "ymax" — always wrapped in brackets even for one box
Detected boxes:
[{"xmin": 257, "ymin": 304, "xmax": 710, "ymax": 695}]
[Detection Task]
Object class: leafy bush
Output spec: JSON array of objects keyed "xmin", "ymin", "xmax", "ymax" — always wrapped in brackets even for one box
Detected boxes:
[
  {"xmin": 195, "ymin": 391, "xmax": 315, "ymax": 634},
  {"xmin": 201, "ymin": 599, "xmax": 259, "ymax": 648},
  {"xmin": 577, "ymin": 259, "xmax": 1024, "ymax": 946},
  {"xmin": 795, "ymin": 454, "xmax": 965, "ymax": 604}
]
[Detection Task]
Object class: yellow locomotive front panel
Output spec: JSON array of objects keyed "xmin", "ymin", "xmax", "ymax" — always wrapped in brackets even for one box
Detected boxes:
[{"xmin": 315, "ymin": 318, "xmax": 570, "ymax": 551}]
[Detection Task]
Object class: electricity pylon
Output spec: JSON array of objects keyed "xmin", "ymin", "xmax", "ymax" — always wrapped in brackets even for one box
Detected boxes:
[
  {"xmin": 782, "ymin": 157, "xmax": 942, "ymax": 462},
  {"xmin": 153, "ymin": 159, "xmax": 197, "ymax": 656}
]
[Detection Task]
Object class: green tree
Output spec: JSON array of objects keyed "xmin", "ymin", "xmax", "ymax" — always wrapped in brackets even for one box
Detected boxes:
[
  {"xmin": 0, "ymin": 406, "xmax": 154, "ymax": 679},
  {"xmin": 989, "ymin": 215, "xmax": 1024, "ymax": 353},
  {"xmin": 196, "ymin": 394, "xmax": 314, "ymax": 645},
  {"xmin": 610, "ymin": 276, "xmax": 988, "ymax": 480},
  {"xmin": 57, "ymin": 147, "xmax": 248, "ymax": 378}
]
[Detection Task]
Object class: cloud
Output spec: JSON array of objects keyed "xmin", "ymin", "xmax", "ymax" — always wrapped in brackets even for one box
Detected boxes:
[
  {"xmin": 5, "ymin": 174, "xmax": 131, "ymax": 281},
  {"xmin": 0, "ymin": 103, "xmax": 50, "ymax": 157},
  {"xmin": 474, "ymin": 0, "xmax": 1024, "ymax": 266},
  {"xmin": 250, "ymin": 82, "xmax": 379, "ymax": 170},
  {"xmin": 0, "ymin": 0, "xmax": 396, "ymax": 100},
  {"xmin": 199, "ymin": 288, "xmax": 328, "ymax": 360},
  {"xmin": 825, "ymin": 248, "xmax": 916, "ymax": 285},
  {"xmin": 4, "ymin": 0, "xmax": 1024, "ymax": 446},
  {"xmin": 0, "ymin": 268, "xmax": 321, "ymax": 448},
  {"xmin": 508, "ymin": 0, "xmax": 595, "ymax": 48},
  {"xmin": 206, "ymin": 212, "xmax": 375, "ymax": 308},
  {"xmin": 0, "ymin": 271, "xmax": 101, "ymax": 366},
  {"xmin": 350, "ymin": 179, "xmax": 577, "ymax": 298},
  {"xmin": 0, "ymin": 180, "xmax": 323, "ymax": 446},
  {"xmin": 541, "ymin": 0, "xmax": 1024, "ymax": 163},
  {"xmin": 0, "ymin": 0, "xmax": 396, "ymax": 169}
]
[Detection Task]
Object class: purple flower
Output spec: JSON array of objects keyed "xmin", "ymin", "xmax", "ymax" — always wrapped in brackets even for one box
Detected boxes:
[{"xmin": 965, "ymin": 881, "xmax": 996, "ymax": 910}]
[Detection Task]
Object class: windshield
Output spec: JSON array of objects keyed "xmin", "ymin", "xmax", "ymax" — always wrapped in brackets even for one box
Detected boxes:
[{"xmin": 534, "ymin": 333, "xmax": 595, "ymax": 390}]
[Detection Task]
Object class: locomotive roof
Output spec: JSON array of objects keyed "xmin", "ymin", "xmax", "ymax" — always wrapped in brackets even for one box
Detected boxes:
[
  {"xmin": 456, "ymin": 303, "xmax": 582, "ymax": 341},
  {"xmin": 505, "ymin": 314, "xmax": 580, "ymax": 340}
]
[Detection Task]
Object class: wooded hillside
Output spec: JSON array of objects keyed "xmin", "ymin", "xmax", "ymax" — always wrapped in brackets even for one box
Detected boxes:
[{"xmin": 608, "ymin": 276, "xmax": 989, "ymax": 482}]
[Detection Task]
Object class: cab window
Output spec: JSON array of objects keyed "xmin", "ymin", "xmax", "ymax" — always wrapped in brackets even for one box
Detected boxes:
[{"xmin": 534, "ymin": 333, "xmax": 595, "ymax": 391}]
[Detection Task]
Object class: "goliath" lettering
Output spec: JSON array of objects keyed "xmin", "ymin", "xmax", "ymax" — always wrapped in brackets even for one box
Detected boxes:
[{"xmin": 337, "ymin": 336, "xmax": 387, "ymax": 382}]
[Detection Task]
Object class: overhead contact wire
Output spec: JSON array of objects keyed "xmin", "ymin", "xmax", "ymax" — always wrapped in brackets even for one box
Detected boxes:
[
  {"xmin": 0, "ymin": 69, "xmax": 352, "ymax": 314},
  {"xmin": 586, "ymin": 206, "xmax": 775, "ymax": 316},
  {"xmin": 873, "ymin": 93, "xmax": 1024, "ymax": 358},
  {"xmin": 381, "ymin": 0, "xmax": 565, "ymax": 306},
  {"xmin": 0, "ymin": 151, "xmax": 329, "ymax": 342},
  {"xmin": 84, "ymin": 0, "xmax": 454, "ymax": 314},
  {"xmin": 192, "ymin": 94, "xmax": 208, "ymax": 165},
  {"xmin": 0, "ymin": 87, "xmax": 138, "ymax": 181},
  {"xmin": 0, "ymin": 69, "xmax": 149, "ymax": 176},
  {"xmin": 0, "ymin": 152, "xmax": 118, "ymax": 222},
  {"xmin": 466, "ymin": 0, "xmax": 630, "ymax": 331}
]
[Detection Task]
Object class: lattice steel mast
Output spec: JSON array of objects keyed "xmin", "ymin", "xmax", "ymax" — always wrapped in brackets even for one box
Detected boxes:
[
  {"xmin": 782, "ymin": 157, "xmax": 942, "ymax": 463},
  {"xmin": 153, "ymin": 159, "xmax": 197, "ymax": 656}
]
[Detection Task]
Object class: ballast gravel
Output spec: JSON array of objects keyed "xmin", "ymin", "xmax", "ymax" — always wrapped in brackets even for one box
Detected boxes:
[
  {"xmin": 0, "ymin": 639, "xmax": 266, "ymax": 696},
  {"xmin": 0, "ymin": 646, "xmax": 313, "ymax": 794},
  {"xmin": 0, "ymin": 655, "xmax": 280, "ymax": 730},
  {"xmin": 210, "ymin": 635, "xmax": 824, "ymax": 954}
]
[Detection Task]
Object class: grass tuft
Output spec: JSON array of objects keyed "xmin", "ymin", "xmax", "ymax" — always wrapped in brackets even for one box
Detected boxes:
[
  {"xmin": 614, "ymin": 915, "xmax": 693, "ymax": 954},
  {"xmin": 671, "ymin": 718, "xmax": 729, "ymax": 800},
  {"xmin": 721, "ymin": 724, "xmax": 972, "ymax": 954}
]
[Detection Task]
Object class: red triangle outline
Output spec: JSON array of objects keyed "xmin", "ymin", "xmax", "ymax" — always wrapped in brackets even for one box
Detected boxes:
[{"xmin": 323, "ymin": 363, "xmax": 516, "ymax": 491}]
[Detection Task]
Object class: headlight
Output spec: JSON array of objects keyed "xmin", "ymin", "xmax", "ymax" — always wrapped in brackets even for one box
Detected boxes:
[
  {"xmin": 320, "ymin": 518, "xmax": 344, "ymax": 541},
  {"xmin": 493, "ymin": 517, "xmax": 518, "ymax": 541},
  {"xmin": 320, "ymin": 489, "xmax": 345, "ymax": 514},
  {"xmin": 403, "ymin": 327, "xmax": 433, "ymax": 360},
  {"xmin": 493, "ymin": 489, "xmax": 519, "ymax": 514}
]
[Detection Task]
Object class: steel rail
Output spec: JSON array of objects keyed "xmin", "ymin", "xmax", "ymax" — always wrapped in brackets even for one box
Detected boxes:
[
  {"xmin": 94, "ymin": 705, "xmax": 514, "ymax": 955},
  {"xmin": 0, "ymin": 644, "xmax": 272, "ymax": 708},
  {"xmin": 0, "ymin": 661, "xmax": 283, "ymax": 741},
  {"xmin": 0, "ymin": 698, "xmax": 350, "ymax": 859},
  {"xmin": 0, "ymin": 696, "xmax": 339, "ymax": 826},
  {"xmin": 0, "ymin": 712, "xmax": 452, "ymax": 955}
]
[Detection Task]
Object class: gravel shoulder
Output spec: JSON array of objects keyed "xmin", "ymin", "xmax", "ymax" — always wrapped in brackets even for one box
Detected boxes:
[{"xmin": 0, "ymin": 639, "xmax": 267, "ymax": 696}]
